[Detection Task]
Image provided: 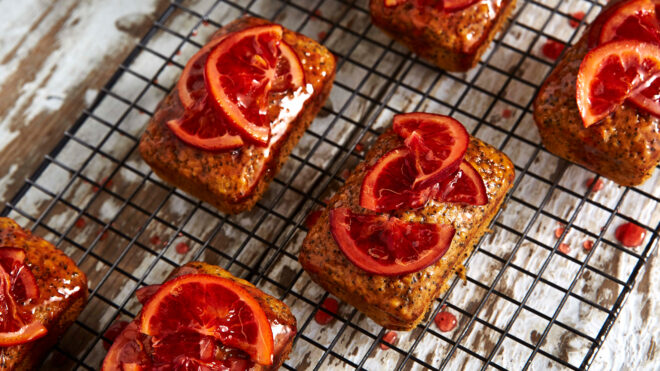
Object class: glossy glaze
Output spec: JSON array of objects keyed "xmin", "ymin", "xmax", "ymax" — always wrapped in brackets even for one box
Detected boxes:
[
  {"xmin": 299, "ymin": 131, "xmax": 514, "ymax": 330},
  {"xmin": 533, "ymin": 3, "xmax": 660, "ymax": 187},
  {"xmin": 370, "ymin": 0, "xmax": 516, "ymax": 71},
  {"xmin": 139, "ymin": 17, "xmax": 335, "ymax": 214},
  {"xmin": 0, "ymin": 217, "xmax": 88, "ymax": 370}
]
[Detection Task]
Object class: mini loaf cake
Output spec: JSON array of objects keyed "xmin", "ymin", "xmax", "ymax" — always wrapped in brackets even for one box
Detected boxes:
[
  {"xmin": 533, "ymin": 0, "xmax": 660, "ymax": 186},
  {"xmin": 0, "ymin": 217, "xmax": 88, "ymax": 370},
  {"xmin": 140, "ymin": 16, "xmax": 335, "ymax": 214},
  {"xmin": 370, "ymin": 0, "xmax": 517, "ymax": 71},
  {"xmin": 300, "ymin": 113, "xmax": 515, "ymax": 330},
  {"xmin": 102, "ymin": 261, "xmax": 297, "ymax": 370}
]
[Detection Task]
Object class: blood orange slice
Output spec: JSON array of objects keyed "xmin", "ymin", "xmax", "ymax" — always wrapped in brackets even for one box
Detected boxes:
[
  {"xmin": 205, "ymin": 25, "xmax": 305, "ymax": 145},
  {"xmin": 576, "ymin": 40, "xmax": 660, "ymax": 127},
  {"xmin": 329, "ymin": 207, "xmax": 455, "ymax": 276},
  {"xmin": 166, "ymin": 107, "xmax": 244, "ymax": 151},
  {"xmin": 599, "ymin": 0, "xmax": 660, "ymax": 45},
  {"xmin": 140, "ymin": 274, "xmax": 274, "ymax": 366},
  {"xmin": 359, "ymin": 147, "xmax": 434, "ymax": 212},
  {"xmin": 393, "ymin": 113, "xmax": 469, "ymax": 189},
  {"xmin": 435, "ymin": 161, "xmax": 488, "ymax": 205},
  {"xmin": 0, "ymin": 265, "xmax": 47, "ymax": 347},
  {"xmin": 0, "ymin": 247, "xmax": 40, "ymax": 302}
]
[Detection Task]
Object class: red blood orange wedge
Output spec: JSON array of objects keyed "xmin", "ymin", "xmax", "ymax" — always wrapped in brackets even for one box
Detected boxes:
[
  {"xmin": 0, "ymin": 265, "xmax": 47, "ymax": 346},
  {"xmin": 140, "ymin": 274, "xmax": 274, "ymax": 366},
  {"xmin": 329, "ymin": 207, "xmax": 455, "ymax": 276},
  {"xmin": 393, "ymin": 113, "xmax": 469, "ymax": 189},
  {"xmin": 205, "ymin": 25, "xmax": 305, "ymax": 145},
  {"xmin": 599, "ymin": 0, "xmax": 660, "ymax": 45},
  {"xmin": 576, "ymin": 40, "xmax": 660, "ymax": 127},
  {"xmin": 0, "ymin": 247, "xmax": 40, "ymax": 302},
  {"xmin": 360, "ymin": 147, "xmax": 434, "ymax": 212},
  {"xmin": 166, "ymin": 106, "xmax": 244, "ymax": 151},
  {"xmin": 435, "ymin": 161, "xmax": 488, "ymax": 205}
]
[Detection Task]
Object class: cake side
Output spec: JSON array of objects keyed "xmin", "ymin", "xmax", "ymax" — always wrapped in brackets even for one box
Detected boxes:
[{"xmin": 299, "ymin": 132, "xmax": 514, "ymax": 330}]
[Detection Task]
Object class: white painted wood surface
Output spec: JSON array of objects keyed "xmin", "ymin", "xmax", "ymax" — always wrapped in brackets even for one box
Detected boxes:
[{"xmin": 0, "ymin": 0, "xmax": 657, "ymax": 370}]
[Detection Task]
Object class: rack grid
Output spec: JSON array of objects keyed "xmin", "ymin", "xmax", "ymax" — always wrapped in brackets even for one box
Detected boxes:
[{"xmin": 3, "ymin": 0, "xmax": 659, "ymax": 370}]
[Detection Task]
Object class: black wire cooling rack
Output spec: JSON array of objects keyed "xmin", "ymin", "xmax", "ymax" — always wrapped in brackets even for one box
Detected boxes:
[{"xmin": 3, "ymin": 0, "xmax": 659, "ymax": 369}]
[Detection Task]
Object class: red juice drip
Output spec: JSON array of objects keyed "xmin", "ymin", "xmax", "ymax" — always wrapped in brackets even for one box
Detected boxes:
[
  {"xmin": 583, "ymin": 240, "xmax": 594, "ymax": 251},
  {"xmin": 150, "ymin": 235, "xmax": 162, "ymax": 245},
  {"xmin": 586, "ymin": 177, "xmax": 604, "ymax": 192},
  {"xmin": 615, "ymin": 223, "xmax": 646, "ymax": 247},
  {"xmin": 434, "ymin": 311, "xmax": 457, "ymax": 332},
  {"xmin": 75, "ymin": 218, "xmax": 86, "ymax": 229},
  {"xmin": 542, "ymin": 40, "xmax": 565, "ymax": 60},
  {"xmin": 380, "ymin": 331, "xmax": 398, "ymax": 350},
  {"xmin": 314, "ymin": 297, "xmax": 339, "ymax": 325},
  {"xmin": 558, "ymin": 243, "xmax": 570, "ymax": 254},
  {"xmin": 175, "ymin": 242, "xmax": 190, "ymax": 254},
  {"xmin": 569, "ymin": 11, "xmax": 585, "ymax": 28}
]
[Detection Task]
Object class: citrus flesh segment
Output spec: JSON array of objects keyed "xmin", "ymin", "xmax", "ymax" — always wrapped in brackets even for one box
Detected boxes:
[
  {"xmin": 0, "ymin": 265, "xmax": 47, "ymax": 347},
  {"xmin": 599, "ymin": 0, "xmax": 660, "ymax": 45},
  {"xmin": 205, "ymin": 25, "xmax": 305, "ymax": 145},
  {"xmin": 359, "ymin": 147, "xmax": 434, "ymax": 212},
  {"xmin": 576, "ymin": 40, "xmax": 660, "ymax": 127},
  {"xmin": 177, "ymin": 37, "xmax": 226, "ymax": 111},
  {"xmin": 384, "ymin": 0, "xmax": 478, "ymax": 11},
  {"xmin": 392, "ymin": 113, "xmax": 469, "ymax": 189},
  {"xmin": 435, "ymin": 161, "xmax": 488, "ymax": 205},
  {"xmin": 140, "ymin": 274, "xmax": 274, "ymax": 366},
  {"xmin": 329, "ymin": 207, "xmax": 455, "ymax": 276},
  {"xmin": 0, "ymin": 247, "xmax": 39, "ymax": 302}
]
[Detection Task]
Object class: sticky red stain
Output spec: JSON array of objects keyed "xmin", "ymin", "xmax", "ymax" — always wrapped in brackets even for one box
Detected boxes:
[
  {"xmin": 542, "ymin": 39, "xmax": 565, "ymax": 60},
  {"xmin": 135, "ymin": 284, "xmax": 161, "ymax": 305},
  {"xmin": 98, "ymin": 229, "xmax": 108, "ymax": 241},
  {"xmin": 75, "ymin": 218, "xmax": 86, "ymax": 229},
  {"xmin": 314, "ymin": 297, "xmax": 339, "ymax": 325},
  {"xmin": 380, "ymin": 331, "xmax": 398, "ymax": 350},
  {"xmin": 175, "ymin": 242, "xmax": 190, "ymax": 254},
  {"xmin": 191, "ymin": 29, "xmax": 198, "ymax": 36},
  {"xmin": 583, "ymin": 240, "xmax": 594, "ymax": 251},
  {"xmin": 305, "ymin": 210, "xmax": 322, "ymax": 229},
  {"xmin": 355, "ymin": 143, "xmax": 364, "ymax": 152},
  {"xmin": 103, "ymin": 320, "xmax": 130, "ymax": 350},
  {"xmin": 150, "ymin": 235, "xmax": 162, "ymax": 245},
  {"xmin": 202, "ymin": 20, "xmax": 209, "ymax": 26},
  {"xmin": 569, "ymin": 11, "xmax": 585, "ymax": 28},
  {"xmin": 167, "ymin": 61, "xmax": 173, "ymax": 66},
  {"xmin": 554, "ymin": 226, "xmax": 565, "ymax": 239},
  {"xmin": 586, "ymin": 177, "xmax": 604, "ymax": 192},
  {"xmin": 434, "ymin": 311, "xmax": 457, "ymax": 332},
  {"xmin": 558, "ymin": 243, "xmax": 570, "ymax": 254},
  {"xmin": 615, "ymin": 223, "xmax": 646, "ymax": 247},
  {"xmin": 318, "ymin": 31, "xmax": 327, "ymax": 40},
  {"xmin": 176, "ymin": 49, "xmax": 182, "ymax": 55},
  {"xmin": 93, "ymin": 177, "xmax": 113, "ymax": 192},
  {"xmin": 314, "ymin": 9, "xmax": 322, "ymax": 17},
  {"xmin": 153, "ymin": 79, "xmax": 159, "ymax": 85},
  {"xmin": 502, "ymin": 108, "xmax": 513, "ymax": 118}
]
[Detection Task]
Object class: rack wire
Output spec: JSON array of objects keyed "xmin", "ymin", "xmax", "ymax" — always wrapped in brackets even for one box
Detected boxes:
[{"xmin": 3, "ymin": 0, "xmax": 659, "ymax": 369}]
